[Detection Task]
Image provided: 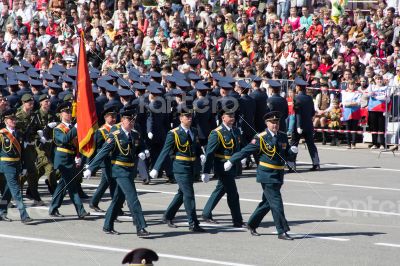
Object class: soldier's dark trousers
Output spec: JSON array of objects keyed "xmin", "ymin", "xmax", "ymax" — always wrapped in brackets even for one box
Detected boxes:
[
  {"xmin": 164, "ymin": 174, "xmax": 199, "ymax": 226},
  {"xmin": 0, "ymin": 166, "xmax": 29, "ymax": 220},
  {"xmin": 248, "ymin": 183, "xmax": 290, "ymax": 234},
  {"xmin": 49, "ymin": 166, "xmax": 85, "ymax": 216},
  {"xmin": 103, "ymin": 176, "xmax": 146, "ymax": 232},
  {"xmin": 90, "ymin": 167, "xmax": 115, "ymax": 207},
  {"xmin": 290, "ymin": 130, "xmax": 320, "ymax": 165},
  {"xmin": 22, "ymin": 144, "xmax": 41, "ymax": 201},
  {"xmin": 202, "ymin": 174, "xmax": 243, "ymax": 224}
]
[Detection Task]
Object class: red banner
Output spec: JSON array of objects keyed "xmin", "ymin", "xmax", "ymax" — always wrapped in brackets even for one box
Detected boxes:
[{"xmin": 76, "ymin": 31, "xmax": 98, "ymax": 157}]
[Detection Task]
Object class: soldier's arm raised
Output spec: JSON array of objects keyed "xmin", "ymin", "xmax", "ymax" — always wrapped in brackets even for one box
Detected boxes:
[
  {"xmin": 88, "ymin": 133, "xmax": 116, "ymax": 172},
  {"xmin": 229, "ymin": 135, "xmax": 260, "ymax": 164}
]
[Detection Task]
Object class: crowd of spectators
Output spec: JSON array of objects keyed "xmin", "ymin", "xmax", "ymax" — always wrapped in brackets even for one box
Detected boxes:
[{"xmin": 0, "ymin": 0, "xmax": 400, "ymax": 150}]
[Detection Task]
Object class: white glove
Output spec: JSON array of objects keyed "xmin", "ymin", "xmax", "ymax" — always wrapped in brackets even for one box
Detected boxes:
[
  {"xmin": 149, "ymin": 169, "xmax": 158, "ymax": 179},
  {"xmin": 37, "ymin": 130, "xmax": 44, "ymax": 138},
  {"xmin": 148, "ymin": 132, "xmax": 153, "ymax": 139},
  {"xmin": 297, "ymin": 128, "xmax": 303, "ymax": 134},
  {"xmin": 290, "ymin": 146, "xmax": 298, "ymax": 154},
  {"xmin": 201, "ymin": 173, "xmax": 210, "ymax": 183},
  {"xmin": 241, "ymin": 158, "xmax": 247, "ymax": 166},
  {"xmin": 200, "ymin": 154, "xmax": 206, "ymax": 165},
  {"xmin": 138, "ymin": 152, "xmax": 146, "ymax": 160},
  {"xmin": 47, "ymin": 122, "xmax": 58, "ymax": 128},
  {"xmin": 83, "ymin": 169, "xmax": 92, "ymax": 179},
  {"xmin": 84, "ymin": 164, "xmax": 89, "ymax": 170},
  {"xmin": 144, "ymin": 149, "xmax": 150, "ymax": 158},
  {"xmin": 224, "ymin": 160, "xmax": 233, "ymax": 171},
  {"xmin": 40, "ymin": 137, "xmax": 47, "ymax": 144},
  {"xmin": 21, "ymin": 169, "xmax": 27, "ymax": 177},
  {"xmin": 75, "ymin": 157, "xmax": 81, "ymax": 165}
]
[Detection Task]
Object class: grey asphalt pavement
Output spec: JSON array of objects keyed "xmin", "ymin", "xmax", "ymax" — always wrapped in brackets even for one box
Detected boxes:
[{"xmin": 0, "ymin": 144, "xmax": 399, "ymax": 266}]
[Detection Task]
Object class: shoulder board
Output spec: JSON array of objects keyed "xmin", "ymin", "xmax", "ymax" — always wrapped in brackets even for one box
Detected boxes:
[
  {"xmin": 170, "ymin": 127, "xmax": 179, "ymax": 132},
  {"xmin": 112, "ymin": 130, "xmax": 120, "ymax": 135},
  {"xmin": 257, "ymin": 132, "xmax": 267, "ymax": 137},
  {"xmin": 132, "ymin": 129, "xmax": 138, "ymax": 133},
  {"xmin": 214, "ymin": 126, "xmax": 222, "ymax": 131},
  {"xmin": 278, "ymin": 131, "xmax": 287, "ymax": 135}
]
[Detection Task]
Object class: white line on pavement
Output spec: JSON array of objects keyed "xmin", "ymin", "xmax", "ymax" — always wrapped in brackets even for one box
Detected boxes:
[
  {"xmin": 112, "ymin": 187, "xmax": 400, "ymax": 217},
  {"xmin": 0, "ymin": 234, "xmax": 253, "ymax": 266},
  {"xmin": 332, "ymin": 184, "xmax": 400, "ymax": 192},
  {"xmin": 271, "ymin": 231, "xmax": 350, "ymax": 242},
  {"xmin": 375, "ymin": 243, "xmax": 400, "ymax": 248},
  {"xmin": 297, "ymin": 161, "xmax": 400, "ymax": 172},
  {"xmin": 285, "ymin": 179, "xmax": 324, "ymax": 184}
]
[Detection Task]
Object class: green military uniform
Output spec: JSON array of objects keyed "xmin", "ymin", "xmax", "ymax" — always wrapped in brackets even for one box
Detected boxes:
[
  {"xmin": 0, "ymin": 109, "xmax": 31, "ymax": 222},
  {"xmin": 229, "ymin": 126, "xmax": 296, "ymax": 235},
  {"xmin": 15, "ymin": 94, "xmax": 42, "ymax": 202},
  {"xmin": 87, "ymin": 113, "xmax": 148, "ymax": 236},
  {"xmin": 35, "ymin": 95, "xmax": 59, "ymax": 194},
  {"xmin": 202, "ymin": 123, "xmax": 244, "ymax": 226},
  {"xmin": 89, "ymin": 122, "xmax": 116, "ymax": 210},
  {"xmin": 49, "ymin": 102, "xmax": 87, "ymax": 217},
  {"xmin": 153, "ymin": 124, "xmax": 202, "ymax": 228}
]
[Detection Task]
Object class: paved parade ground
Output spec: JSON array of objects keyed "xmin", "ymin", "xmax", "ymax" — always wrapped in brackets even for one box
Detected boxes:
[{"xmin": 1, "ymin": 145, "xmax": 400, "ymax": 266}]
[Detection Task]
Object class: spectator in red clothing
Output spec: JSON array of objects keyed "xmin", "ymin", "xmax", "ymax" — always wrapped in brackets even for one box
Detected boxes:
[
  {"xmin": 318, "ymin": 55, "xmax": 333, "ymax": 75},
  {"xmin": 306, "ymin": 15, "xmax": 323, "ymax": 40},
  {"xmin": 45, "ymin": 17, "xmax": 58, "ymax": 37}
]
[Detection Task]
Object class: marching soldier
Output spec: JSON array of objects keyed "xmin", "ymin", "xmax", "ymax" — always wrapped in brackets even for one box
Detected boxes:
[
  {"xmin": 49, "ymin": 102, "xmax": 89, "ymax": 219},
  {"xmin": 0, "ymin": 108, "xmax": 33, "ymax": 223},
  {"xmin": 16, "ymin": 94, "xmax": 43, "ymax": 205},
  {"xmin": 224, "ymin": 111, "xmax": 297, "ymax": 240},
  {"xmin": 149, "ymin": 106, "xmax": 206, "ymax": 232},
  {"xmin": 201, "ymin": 106, "xmax": 246, "ymax": 228},
  {"xmin": 146, "ymin": 85, "xmax": 174, "ymax": 183},
  {"xmin": 193, "ymin": 82, "xmax": 216, "ymax": 148},
  {"xmin": 289, "ymin": 77, "xmax": 320, "ymax": 171},
  {"xmin": 84, "ymin": 107, "xmax": 150, "ymax": 237},
  {"xmin": 89, "ymin": 106, "xmax": 118, "ymax": 212},
  {"xmin": 35, "ymin": 94, "xmax": 59, "ymax": 195},
  {"xmin": 236, "ymin": 80, "xmax": 256, "ymax": 168}
]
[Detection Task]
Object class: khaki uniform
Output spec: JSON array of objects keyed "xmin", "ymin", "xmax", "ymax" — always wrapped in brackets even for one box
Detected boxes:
[
  {"xmin": 36, "ymin": 109, "xmax": 59, "ymax": 193},
  {"xmin": 16, "ymin": 108, "xmax": 41, "ymax": 201}
]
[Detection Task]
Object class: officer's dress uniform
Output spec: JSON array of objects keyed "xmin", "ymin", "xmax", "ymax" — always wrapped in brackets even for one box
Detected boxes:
[
  {"xmin": 0, "ymin": 126, "xmax": 30, "ymax": 221},
  {"xmin": 153, "ymin": 125, "xmax": 202, "ymax": 228},
  {"xmin": 146, "ymin": 99, "xmax": 173, "ymax": 180},
  {"xmin": 49, "ymin": 122, "xmax": 87, "ymax": 217},
  {"xmin": 267, "ymin": 93, "xmax": 289, "ymax": 132},
  {"xmin": 229, "ymin": 129, "xmax": 295, "ymax": 235},
  {"xmin": 202, "ymin": 124, "xmax": 244, "ymax": 226},
  {"xmin": 290, "ymin": 90, "xmax": 320, "ymax": 168},
  {"xmin": 88, "ymin": 126, "xmax": 148, "ymax": 234}
]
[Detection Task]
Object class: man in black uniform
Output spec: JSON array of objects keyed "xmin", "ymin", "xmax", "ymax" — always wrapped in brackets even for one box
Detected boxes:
[
  {"xmin": 267, "ymin": 80, "xmax": 289, "ymax": 132},
  {"xmin": 289, "ymin": 77, "xmax": 320, "ymax": 171},
  {"xmin": 249, "ymin": 75, "xmax": 269, "ymax": 132},
  {"xmin": 236, "ymin": 80, "xmax": 256, "ymax": 168}
]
